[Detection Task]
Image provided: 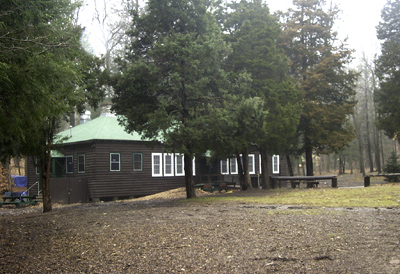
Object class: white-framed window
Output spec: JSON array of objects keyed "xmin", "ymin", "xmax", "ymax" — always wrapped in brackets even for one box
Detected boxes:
[
  {"xmin": 152, "ymin": 153, "xmax": 163, "ymax": 177},
  {"xmin": 230, "ymin": 157, "xmax": 238, "ymax": 174},
  {"xmin": 133, "ymin": 153, "xmax": 143, "ymax": 171},
  {"xmin": 110, "ymin": 153, "xmax": 120, "ymax": 171},
  {"xmin": 259, "ymin": 154, "xmax": 262, "ymax": 174},
  {"xmin": 248, "ymin": 154, "xmax": 255, "ymax": 174},
  {"xmin": 78, "ymin": 154, "xmax": 85, "ymax": 173},
  {"xmin": 164, "ymin": 153, "xmax": 174, "ymax": 176},
  {"xmin": 175, "ymin": 154, "xmax": 184, "ymax": 176},
  {"xmin": 272, "ymin": 155, "xmax": 280, "ymax": 174},
  {"xmin": 192, "ymin": 157, "xmax": 196, "ymax": 176},
  {"xmin": 221, "ymin": 158, "xmax": 229, "ymax": 175},
  {"xmin": 66, "ymin": 156, "xmax": 73, "ymax": 174}
]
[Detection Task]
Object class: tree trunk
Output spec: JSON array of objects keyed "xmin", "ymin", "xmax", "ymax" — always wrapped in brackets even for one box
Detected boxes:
[
  {"xmin": 352, "ymin": 114, "xmax": 366, "ymax": 176},
  {"xmin": 240, "ymin": 148, "xmax": 252, "ymax": 191},
  {"xmin": 236, "ymin": 152, "xmax": 245, "ymax": 188},
  {"xmin": 260, "ymin": 148, "xmax": 270, "ymax": 189},
  {"xmin": 286, "ymin": 154, "xmax": 294, "ymax": 176},
  {"xmin": 338, "ymin": 155, "xmax": 344, "ymax": 175},
  {"xmin": 305, "ymin": 140, "xmax": 314, "ymax": 176},
  {"xmin": 40, "ymin": 149, "xmax": 52, "ymax": 213},
  {"xmin": 41, "ymin": 118, "xmax": 57, "ymax": 213},
  {"xmin": 364, "ymin": 83, "xmax": 374, "ymax": 172},
  {"xmin": 184, "ymin": 153, "xmax": 196, "ymax": 199},
  {"xmin": 3, "ymin": 159, "xmax": 12, "ymax": 192},
  {"xmin": 370, "ymin": 61, "xmax": 381, "ymax": 173}
]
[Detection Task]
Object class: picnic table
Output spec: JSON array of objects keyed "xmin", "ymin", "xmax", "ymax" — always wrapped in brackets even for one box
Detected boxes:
[
  {"xmin": 269, "ymin": 175, "xmax": 338, "ymax": 189},
  {"xmin": 195, "ymin": 183, "xmax": 228, "ymax": 193},
  {"xmin": 0, "ymin": 195, "xmax": 38, "ymax": 207}
]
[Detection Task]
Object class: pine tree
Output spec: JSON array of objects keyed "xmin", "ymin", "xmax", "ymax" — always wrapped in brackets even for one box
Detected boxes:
[
  {"xmin": 383, "ymin": 151, "xmax": 400, "ymax": 182},
  {"xmin": 279, "ymin": 0, "xmax": 357, "ymax": 176},
  {"xmin": 112, "ymin": 0, "xmax": 229, "ymax": 198},
  {"xmin": 375, "ymin": 0, "xmax": 400, "ymax": 142}
]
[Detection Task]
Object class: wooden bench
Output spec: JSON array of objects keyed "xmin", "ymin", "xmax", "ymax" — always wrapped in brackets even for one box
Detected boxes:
[{"xmin": 0, "ymin": 195, "xmax": 38, "ymax": 207}]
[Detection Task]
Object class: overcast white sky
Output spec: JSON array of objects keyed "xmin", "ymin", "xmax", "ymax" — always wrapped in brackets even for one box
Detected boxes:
[
  {"xmin": 81, "ymin": 0, "xmax": 388, "ymax": 66},
  {"xmin": 268, "ymin": 0, "xmax": 387, "ymax": 64}
]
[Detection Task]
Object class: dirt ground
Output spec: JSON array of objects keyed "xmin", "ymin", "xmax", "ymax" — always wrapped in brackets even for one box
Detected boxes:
[{"xmin": 1, "ymin": 175, "xmax": 400, "ymax": 273}]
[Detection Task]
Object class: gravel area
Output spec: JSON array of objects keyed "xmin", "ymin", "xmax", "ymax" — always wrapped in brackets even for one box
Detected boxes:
[{"xmin": 1, "ymin": 185, "xmax": 400, "ymax": 273}]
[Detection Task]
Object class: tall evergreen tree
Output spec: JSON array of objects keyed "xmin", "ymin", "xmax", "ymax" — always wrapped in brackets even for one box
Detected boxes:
[
  {"xmin": 221, "ymin": 0, "xmax": 301, "ymax": 188},
  {"xmin": 279, "ymin": 0, "xmax": 357, "ymax": 176},
  {"xmin": 112, "ymin": 0, "xmax": 229, "ymax": 198},
  {"xmin": 375, "ymin": 0, "xmax": 400, "ymax": 142},
  {"xmin": 0, "ymin": 0, "xmax": 105, "ymax": 212}
]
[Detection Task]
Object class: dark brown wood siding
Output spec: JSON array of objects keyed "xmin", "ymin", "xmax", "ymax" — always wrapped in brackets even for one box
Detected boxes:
[
  {"xmin": 67, "ymin": 140, "xmax": 187, "ymax": 199},
  {"xmin": 26, "ymin": 140, "xmax": 189, "ymax": 200}
]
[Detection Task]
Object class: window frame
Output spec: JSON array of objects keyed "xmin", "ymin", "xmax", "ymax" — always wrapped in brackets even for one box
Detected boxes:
[
  {"xmin": 78, "ymin": 154, "xmax": 85, "ymax": 174},
  {"xmin": 221, "ymin": 158, "xmax": 229, "ymax": 175},
  {"xmin": 175, "ymin": 154, "xmax": 184, "ymax": 176},
  {"xmin": 230, "ymin": 157, "xmax": 238, "ymax": 175},
  {"xmin": 152, "ymin": 153, "xmax": 163, "ymax": 177},
  {"xmin": 248, "ymin": 154, "xmax": 255, "ymax": 174},
  {"xmin": 192, "ymin": 157, "xmax": 196, "ymax": 176},
  {"xmin": 110, "ymin": 153, "xmax": 121, "ymax": 172},
  {"xmin": 132, "ymin": 152, "xmax": 143, "ymax": 172},
  {"xmin": 272, "ymin": 155, "xmax": 280, "ymax": 174},
  {"xmin": 66, "ymin": 155, "xmax": 73, "ymax": 174},
  {"xmin": 164, "ymin": 153, "xmax": 174, "ymax": 176}
]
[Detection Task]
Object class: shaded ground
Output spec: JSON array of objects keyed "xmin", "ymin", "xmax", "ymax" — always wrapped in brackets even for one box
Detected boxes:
[{"xmin": 1, "ymin": 175, "xmax": 399, "ymax": 273}]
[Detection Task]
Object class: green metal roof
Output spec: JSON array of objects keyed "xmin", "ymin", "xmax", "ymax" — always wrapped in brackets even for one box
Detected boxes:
[
  {"xmin": 56, "ymin": 116, "xmax": 147, "ymax": 144},
  {"xmin": 51, "ymin": 150, "xmax": 65, "ymax": 158}
]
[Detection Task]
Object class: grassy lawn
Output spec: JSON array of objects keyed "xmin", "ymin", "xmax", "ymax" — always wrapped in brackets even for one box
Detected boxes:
[{"xmin": 187, "ymin": 184, "xmax": 400, "ymax": 208}]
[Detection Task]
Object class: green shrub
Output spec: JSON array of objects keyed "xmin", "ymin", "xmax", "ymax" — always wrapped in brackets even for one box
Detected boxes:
[{"xmin": 383, "ymin": 151, "xmax": 400, "ymax": 182}]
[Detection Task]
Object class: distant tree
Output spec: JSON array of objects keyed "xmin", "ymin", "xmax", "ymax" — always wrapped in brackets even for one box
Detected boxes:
[
  {"xmin": 279, "ymin": 0, "xmax": 357, "ymax": 176},
  {"xmin": 375, "ymin": 0, "xmax": 400, "ymax": 143},
  {"xmin": 383, "ymin": 151, "xmax": 400, "ymax": 182},
  {"xmin": 0, "ymin": 0, "xmax": 105, "ymax": 212},
  {"xmin": 112, "ymin": 0, "xmax": 229, "ymax": 198}
]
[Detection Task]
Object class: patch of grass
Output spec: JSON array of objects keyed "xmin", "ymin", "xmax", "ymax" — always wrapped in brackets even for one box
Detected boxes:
[{"xmin": 185, "ymin": 184, "xmax": 400, "ymax": 208}]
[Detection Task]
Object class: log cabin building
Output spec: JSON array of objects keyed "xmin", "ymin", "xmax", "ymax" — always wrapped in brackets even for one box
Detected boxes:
[{"xmin": 26, "ymin": 115, "xmax": 287, "ymax": 203}]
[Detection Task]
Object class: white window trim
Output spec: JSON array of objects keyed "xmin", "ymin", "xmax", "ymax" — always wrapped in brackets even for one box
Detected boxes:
[
  {"xmin": 230, "ymin": 157, "xmax": 238, "ymax": 175},
  {"xmin": 249, "ymin": 154, "xmax": 255, "ymax": 174},
  {"xmin": 152, "ymin": 153, "xmax": 163, "ymax": 177},
  {"xmin": 175, "ymin": 154, "xmax": 185, "ymax": 176},
  {"xmin": 66, "ymin": 155, "xmax": 73, "ymax": 174},
  {"xmin": 192, "ymin": 157, "xmax": 196, "ymax": 176},
  {"xmin": 221, "ymin": 158, "xmax": 229, "ymax": 175},
  {"xmin": 164, "ymin": 153, "xmax": 174, "ymax": 176},
  {"xmin": 78, "ymin": 154, "xmax": 85, "ymax": 174},
  {"xmin": 272, "ymin": 155, "xmax": 280, "ymax": 174},
  {"xmin": 259, "ymin": 155, "xmax": 262, "ymax": 174},
  {"xmin": 110, "ymin": 153, "xmax": 121, "ymax": 172}
]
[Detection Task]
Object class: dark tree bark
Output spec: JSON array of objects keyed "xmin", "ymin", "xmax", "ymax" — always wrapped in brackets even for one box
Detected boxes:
[
  {"xmin": 40, "ymin": 118, "xmax": 57, "ymax": 213},
  {"xmin": 286, "ymin": 154, "xmax": 294, "ymax": 176},
  {"xmin": 237, "ymin": 149, "xmax": 252, "ymax": 191},
  {"xmin": 305, "ymin": 138, "xmax": 314, "ymax": 176},
  {"xmin": 236, "ymin": 152, "xmax": 245, "ymax": 188},
  {"xmin": 352, "ymin": 114, "xmax": 366, "ymax": 176},
  {"xmin": 260, "ymin": 148, "xmax": 270, "ymax": 189},
  {"xmin": 184, "ymin": 153, "xmax": 196, "ymax": 199}
]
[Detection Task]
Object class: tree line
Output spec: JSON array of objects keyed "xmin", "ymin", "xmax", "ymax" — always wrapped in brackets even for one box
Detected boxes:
[{"xmin": 1, "ymin": 0, "xmax": 399, "ymax": 211}]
